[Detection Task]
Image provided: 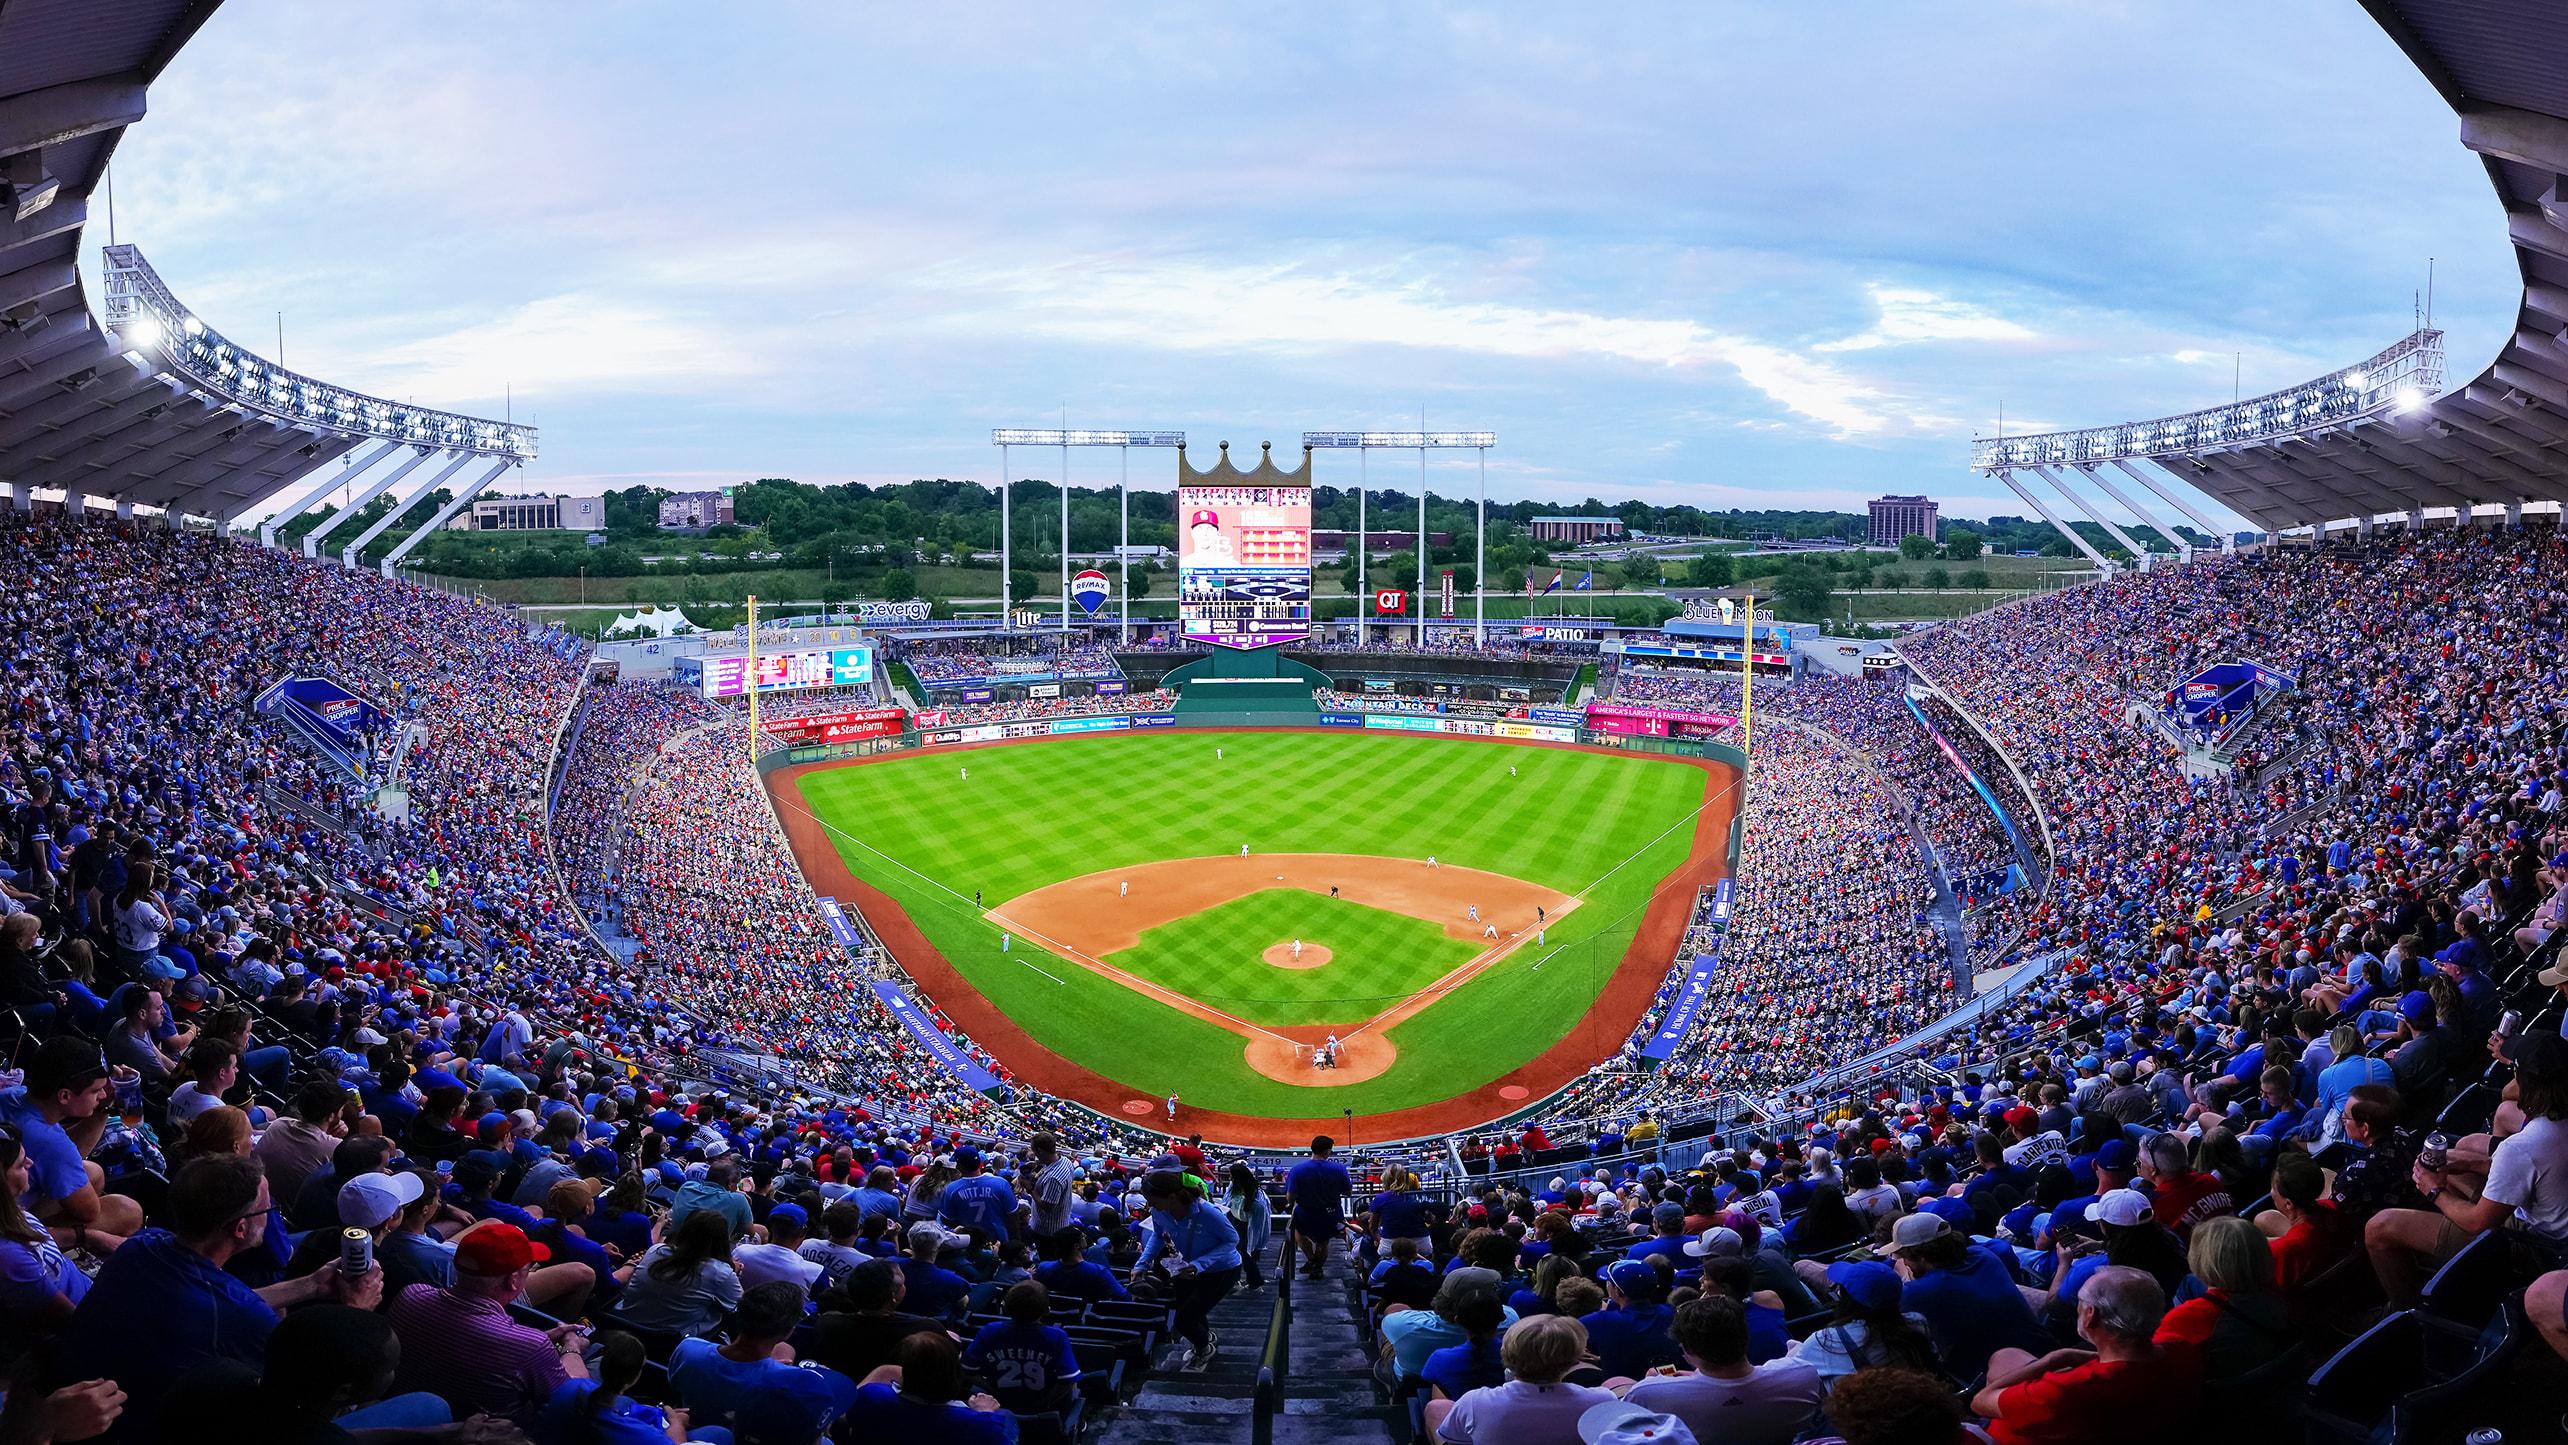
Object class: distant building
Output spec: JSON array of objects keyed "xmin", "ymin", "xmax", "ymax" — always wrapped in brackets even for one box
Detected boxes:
[
  {"xmin": 446, "ymin": 494, "xmax": 602, "ymax": 531},
  {"xmin": 1868, "ymin": 495, "xmax": 1939, "ymax": 548},
  {"xmin": 1528, "ymin": 516, "xmax": 1626, "ymax": 545},
  {"xmin": 658, "ymin": 490, "xmax": 736, "ymax": 531}
]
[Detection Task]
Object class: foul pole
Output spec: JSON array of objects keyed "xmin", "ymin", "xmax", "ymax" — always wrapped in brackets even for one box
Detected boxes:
[{"xmin": 746, "ymin": 594, "xmax": 759, "ymax": 762}]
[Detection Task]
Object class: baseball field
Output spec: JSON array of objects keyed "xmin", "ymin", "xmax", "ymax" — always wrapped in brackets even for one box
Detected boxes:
[{"xmin": 772, "ymin": 728, "xmax": 1733, "ymax": 1142}]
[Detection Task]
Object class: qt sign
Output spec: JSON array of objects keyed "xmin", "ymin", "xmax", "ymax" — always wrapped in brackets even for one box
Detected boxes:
[{"xmin": 1373, "ymin": 589, "xmax": 1406, "ymax": 614}]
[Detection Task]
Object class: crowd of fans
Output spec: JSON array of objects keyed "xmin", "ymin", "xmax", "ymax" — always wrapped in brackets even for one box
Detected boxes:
[
  {"xmin": 1604, "ymin": 666, "xmax": 1741, "ymax": 712},
  {"xmin": 5, "ymin": 506, "xmax": 2566, "ymax": 1442},
  {"xmin": 899, "ymin": 644, "xmax": 1122, "ymax": 686}
]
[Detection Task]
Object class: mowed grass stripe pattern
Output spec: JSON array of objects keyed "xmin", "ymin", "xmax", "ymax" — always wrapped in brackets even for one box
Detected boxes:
[
  {"xmin": 794, "ymin": 731, "xmax": 1708, "ymax": 1117},
  {"xmin": 1106, "ymin": 893, "xmax": 1478, "ymax": 1028}
]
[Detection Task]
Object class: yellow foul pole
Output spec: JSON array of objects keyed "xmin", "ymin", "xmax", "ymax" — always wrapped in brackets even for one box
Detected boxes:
[
  {"xmin": 1739, "ymin": 590, "xmax": 1755, "ymax": 757},
  {"xmin": 746, "ymin": 594, "xmax": 759, "ymax": 763}
]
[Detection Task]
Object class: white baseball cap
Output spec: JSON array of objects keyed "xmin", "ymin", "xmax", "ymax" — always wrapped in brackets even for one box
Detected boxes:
[
  {"xmin": 2085, "ymin": 1188, "xmax": 2153, "ymax": 1227},
  {"xmin": 1578, "ymin": 1401, "xmax": 1697, "ymax": 1445},
  {"xmin": 338, "ymin": 1170, "xmax": 425, "ymax": 1229}
]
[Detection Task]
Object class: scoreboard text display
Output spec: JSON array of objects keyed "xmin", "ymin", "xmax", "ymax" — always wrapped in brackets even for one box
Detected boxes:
[
  {"xmin": 1178, "ymin": 485, "xmax": 1311, "ymax": 649},
  {"xmin": 699, "ymin": 646, "xmax": 873, "ymax": 699}
]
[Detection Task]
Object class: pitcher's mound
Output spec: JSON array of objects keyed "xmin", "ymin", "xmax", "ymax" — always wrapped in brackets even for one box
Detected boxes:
[{"xmin": 1262, "ymin": 941, "xmax": 1332, "ymax": 970}]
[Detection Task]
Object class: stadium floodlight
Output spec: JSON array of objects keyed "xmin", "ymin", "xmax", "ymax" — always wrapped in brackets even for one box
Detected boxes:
[
  {"xmin": 99, "ymin": 245, "xmax": 536, "ymax": 461},
  {"xmin": 991, "ymin": 428, "xmax": 1185, "ymax": 638},
  {"xmin": 1300, "ymin": 430, "xmax": 1497, "ymax": 647},
  {"xmin": 1970, "ymin": 328, "xmax": 2441, "ymax": 473}
]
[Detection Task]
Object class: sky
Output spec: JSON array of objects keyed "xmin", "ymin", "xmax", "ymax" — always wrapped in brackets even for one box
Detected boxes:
[{"xmin": 89, "ymin": 1, "xmax": 2517, "ymax": 529}]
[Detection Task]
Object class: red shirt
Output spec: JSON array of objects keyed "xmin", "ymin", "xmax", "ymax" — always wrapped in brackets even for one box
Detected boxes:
[
  {"xmin": 1988, "ymin": 1342, "xmax": 2202, "ymax": 1445},
  {"xmin": 2269, "ymin": 1202, "xmax": 2356, "ymax": 1294},
  {"xmin": 2147, "ymin": 1172, "xmax": 2233, "ymax": 1237}
]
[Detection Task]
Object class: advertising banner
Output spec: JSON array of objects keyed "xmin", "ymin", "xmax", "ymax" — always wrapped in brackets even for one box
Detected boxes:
[
  {"xmin": 762, "ymin": 707, "xmax": 906, "ymax": 744},
  {"xmin": 1001, "ymin": 721, "xmax": 1049, "ymax": 739},
  {"xmin": 867, "ymin": 981, "xmax": 1001, "ymax": 1092},
  {"xmin": 1493, "ymin": 723, "xmax": 1578, "ymax": 742},
  {"xmin": 1027, "ymin": 683, "xmax": 1061, "ymax": 698},
  {"xmin": 961, "ymin": 687, "xmax": 996, "ymax": 703},
  {"xmin": 1641, "ymin": 950, "xmax": 1721, "ymax": 1060},
  {"xmin": 1530, "ymin": 707, "xmax": 1587, "ymax": 727},
  {"xmin": 1374, "ymin": 589, "xmax": 1406, "ymax": 614},
  {"xmin": 1710, "ymin": 876, "xmax": 1733, "ymax": 924},
  {"xmin": 1363, "ymin": 714, "xmax": 1442, "ymax": 732},
  {"xmin": 1439, "ymin": 570, "xmax": 1455, "ymax": 617},
  {"xmin": 813, "ymin": 897, "xmax": 861, "ymax": 949},
  {"xmin": 1070, "ymin": 568, "xmax": 1111, "ymax": 616},
  {"xmin": 1179, "ymin": 484, "xmax": 1312, "ymax": 649},
  {"xmin": 1096, "ymin": 681, "xmax": 1127, "ymax": 695},
  {"xmin": 1586, "ymin": 702, "xmax": 1736, "ymax": 740},
  {"xmin": 251, "ymin": 675, "xmax": 387, "ymax": 776},
  {"xmin": 851, "ymin": 600, "xmax": 931, "ymax": 624},
  {"xmin": 829, "ymin": 647, "xmax": 874, "ymax": 686},
  {"xmin": 1048, "ymin": 716, "xmax": 1130, "ymax": 735},
  {"xmin": 1319, "ymin": 713, "xmax": 1366, "ymax": 728},
  {"xmin": 1131, "ymin": 714, "xmax": 1178, "ymax": 728},
  {"xmin": 914, "ymin": 709, "xmax": 947, "ymax": 728}
]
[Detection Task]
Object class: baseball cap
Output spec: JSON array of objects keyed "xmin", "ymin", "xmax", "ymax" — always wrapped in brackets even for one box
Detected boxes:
[
  {"xmin": 1604, "ymin": 1260, "xmax": 1660, "ymax": 1298},
  {"xmin": 452, "ymin": 1152, "xmax": 504, "ymax": 1191},
  {"xmin": 953, "ymin": 1144, "xmax": 981, "ymax": 1166},
  {"xmin": 454, "ymin": 1223, "xmax": 550, "ymax": 1275},
  {"xmin": 2537, "ymin": 961, "xmax": 2568, "ymax": 989},
  {"xmin": 338, "ymin": 1170, "xmax": 426, "ymax": 1229},
  {"xmin": 1824, "ymin": 1259, "xmax": 1903, "ymax": 1311},
  {"xmin": 1576, "ymin": 1401, "xmax": 1697, "ymax": 1445},
  {"xmin": 1189, "ymin": 509, "xmax": 1220, "ymax": 528},
  {"xmin": 1876, "ymin": 1212, "xmax": 1951, "ymax": 1256},
  {"xmin": 2085, "ymin": 1188, "xmax": 2153, "ymax": 1227},
  {"xmin": 907, "ymin": 1221, "xmax": 962, "ymax": 1250},
  {"xmin": 2095, "ymin": 1139, "xmax": 2137, "ymax": 1172},
  {"xmin": 1681, "ymin": 1226, "xmax": 1743, "ymax": 1259},
  {"xmin": 2004, "ymin": 1105, "xmax": 2037, "ymax": 1129},
  {"xmin": 767, "ymin": 1202, "xmax": 808, "ymax": 1229},
  {"xmin": 2397, "ymin": 991, "xmax": 2435, "ymax": 1023}
]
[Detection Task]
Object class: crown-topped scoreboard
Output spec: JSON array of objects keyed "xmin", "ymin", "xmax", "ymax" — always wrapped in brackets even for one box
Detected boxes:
[{"xmin": 1176, "ymin": 441, "xmax": 1313, "ymax": 650}]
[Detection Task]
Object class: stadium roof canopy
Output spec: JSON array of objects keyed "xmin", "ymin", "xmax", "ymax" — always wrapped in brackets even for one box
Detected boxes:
[
  {"xmin": 1972, "ymin": 0, "xmax": 2568, "ymax": 550},
  {"xmin": 0, "ymin": 0, "xmax": 529, "ymax": 564}
]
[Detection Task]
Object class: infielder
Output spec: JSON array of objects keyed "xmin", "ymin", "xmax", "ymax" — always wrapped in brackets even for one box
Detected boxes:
[
  {"xmin": 1240, "ymin": 843, "xmax": 1249, "ymax": 857},
  {"xmin": 1467, "ymin": 904, "xmax": 1479, "ymax": 922},
  {"xmin": 1483, "ymin": 922, "xmax": 1499, "ymax": 939},
  {"xmin": 1120, "ymin": 880, "xmax": 1129, "ymax": 898}
]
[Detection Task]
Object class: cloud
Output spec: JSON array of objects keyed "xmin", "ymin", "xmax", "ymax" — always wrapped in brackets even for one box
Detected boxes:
[
  {"xmin": 921, "ymin": 257, "xmax": 1954, "ymax": 437},
  {"xmin": 341, "ymin": 294, "xmax": 767, "ymax": 407},
  {"xmin": 1817, "ymin": 285, "xmax": 2037, "ymax": 352}
]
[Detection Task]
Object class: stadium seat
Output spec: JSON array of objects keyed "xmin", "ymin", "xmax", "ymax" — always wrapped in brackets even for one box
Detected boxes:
[
  {"xmin": 1069, "ymin": 1340, "xmax": 1126, "ymax": 1403},
  {"xmin": 2415, "ymin": 1232, "xmax": 2520, "ymax": 1377},
  {"xmin": 2302, "ymin": 1311, "xmax": 2428, "ymax": 1443},
  {"xmin": 2387, "ymin": 1292, "xmax": 2530, "ymax": 1444}
]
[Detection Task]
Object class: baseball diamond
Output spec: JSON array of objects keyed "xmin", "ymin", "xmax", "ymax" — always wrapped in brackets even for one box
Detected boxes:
[{"xmin": 768, "ymin": 727, "xmax": 1736, "ymax": 1143}]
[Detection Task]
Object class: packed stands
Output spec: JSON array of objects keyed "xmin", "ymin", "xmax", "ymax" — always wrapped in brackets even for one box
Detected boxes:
[{"xmin": 917, "ymin": 691, "xmax": 1175, "ymax": 727}]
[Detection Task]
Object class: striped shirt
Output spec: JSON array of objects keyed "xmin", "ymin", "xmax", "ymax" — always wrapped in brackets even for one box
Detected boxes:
[{"xmin": 389, "ymin": 1283, "xmax": 568, "ymax": 1424}]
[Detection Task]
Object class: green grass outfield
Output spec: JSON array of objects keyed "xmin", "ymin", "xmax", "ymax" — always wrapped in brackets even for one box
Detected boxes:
[
  {"xmin": 792, "ymin": 730, "xmax": 1710, "ymax": 1117},
  {"xmin": 1107, "ymin": 893, "xmax": 1478, "ymax": 1029}
]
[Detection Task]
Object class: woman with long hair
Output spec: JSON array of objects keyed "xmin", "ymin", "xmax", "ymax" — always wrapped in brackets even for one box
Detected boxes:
[
  {"xmin": 617, "ymin": 1209, "xmax": 740, "ymax": 1337},
  {"xmin": 2152, "ymin": 1216, "xmax": 2295, "ymax": 1382},
  {"xmin": 1785, "ymin": 1259, "xmax": 1938, "ymax": 1386},
  {"xmin": 1507, "ymin": 1253, "xmax": 1581, "ymax": 1318},
  {"xmin": 0, "ymin": 1124, "xmax": 90, "ymax": 1343},
  {"xmin": 903, "ymin": 1160, "xmax": 956, "ymax": 1225},
  {"xmin": 1224, "ymin": 1161, "xmax": 1273, "ymax": 1291},
  {"xmin": 107, "ymin": 862, "xmax": 172, "ymax": 981},
  {"xmin": 1130, "ymin": 1168, "xmax": 1243, "ymax": 1372},
  {"xmin": 587, "ymin": 1172, "xmax": 661, "ymax": 1262}
]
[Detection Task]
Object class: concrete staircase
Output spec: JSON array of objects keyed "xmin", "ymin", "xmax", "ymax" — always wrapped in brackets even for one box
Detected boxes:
[{"xmin": 1095, "ymin": 1245, "xmax": 1395, "ymax": 1445}]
